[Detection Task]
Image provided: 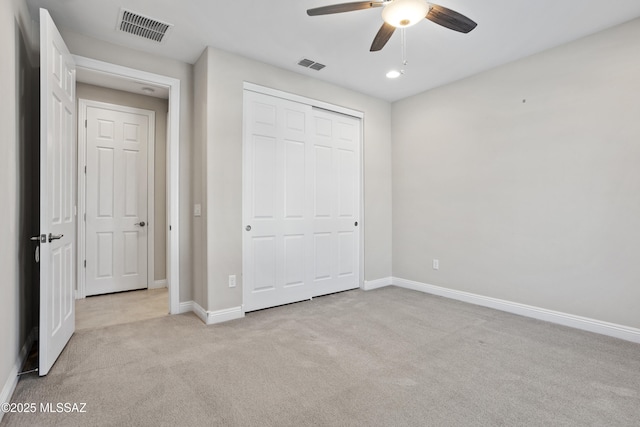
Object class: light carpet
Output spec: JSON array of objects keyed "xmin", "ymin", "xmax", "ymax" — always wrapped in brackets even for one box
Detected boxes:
[{"xmin": 3, "ymin": 286, "xmax": 640, "ymax": 426}]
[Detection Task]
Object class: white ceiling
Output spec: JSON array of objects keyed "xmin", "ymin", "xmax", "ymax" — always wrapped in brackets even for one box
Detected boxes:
[{"xmin": 27, "ymin": 0, "xmax": 640, "ymax": 102}]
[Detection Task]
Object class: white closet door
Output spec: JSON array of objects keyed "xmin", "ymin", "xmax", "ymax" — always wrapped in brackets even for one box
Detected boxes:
[
  {"xmin": 243, "ymin": 90, "xmax": 361, "ymax": 312},
  {"xmin": 243, "ymin": 92, "xmax": 314, "ymax": 312},
  {"xmin": 310, "ymin": 108, "xmax": 361, "ymax": 297}
]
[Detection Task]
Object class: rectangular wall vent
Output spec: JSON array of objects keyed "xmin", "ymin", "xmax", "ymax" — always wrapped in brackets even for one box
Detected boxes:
[
  {"xmin": 297, "ymin": 58, "xmax": 326, "ymax": 71},
  {"xmin": 117, "ymin": 9, "xmax": 173, "ymax": 43}
]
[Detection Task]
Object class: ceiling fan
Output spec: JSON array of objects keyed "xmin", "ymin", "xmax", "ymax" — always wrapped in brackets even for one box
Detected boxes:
[{"xmin": 307, "ymin": 0, "xmax": 477, "ymax": 52}]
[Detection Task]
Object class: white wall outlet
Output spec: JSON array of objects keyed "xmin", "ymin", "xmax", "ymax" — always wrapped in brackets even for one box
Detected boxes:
[
  {"xmin": 228, "ymin": 274, "xmax": 236, "ymax": 288},
  {"xmin": 433, "ymin": 259, "xmax": 439, "ymax": 270},
  {"xmin": 194, "ymin": 204, "xmax": 202, "ymax": 217}
]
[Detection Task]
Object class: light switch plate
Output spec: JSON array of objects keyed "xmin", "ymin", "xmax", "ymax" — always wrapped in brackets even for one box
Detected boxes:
[{"xmin": 194, "ymin": 204, "xmax": 201, "ymax": 217}]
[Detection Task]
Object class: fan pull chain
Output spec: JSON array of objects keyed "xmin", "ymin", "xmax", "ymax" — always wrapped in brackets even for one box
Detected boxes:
[{"xmin": 400, "ymin": 28, "xmax": 407, "ymax": 75}]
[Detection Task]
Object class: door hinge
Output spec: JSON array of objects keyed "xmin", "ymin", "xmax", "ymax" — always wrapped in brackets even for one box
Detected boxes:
[
  {"xmin": 84, "ymin": 165, "xmax": 86, "ymax": 174},
  {"xmin": 83, "ymin": 213, "xmax": 86, "ymax": 221},
  {"xmin": 85, "ymin": 119, "xmax": 87, "ymax": 128},
  {"xmin": 83, "ymin": 260, "xmax": 86, "ymax": 268}
]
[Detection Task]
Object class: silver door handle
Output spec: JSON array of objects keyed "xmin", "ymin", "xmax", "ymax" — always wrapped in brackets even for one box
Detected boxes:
[
  {"xmin": 48, "ymin": 233, "xmax": 63, "ymax": 242},
  {"xmin": 135, "ymin": 221, "xmax": 146, "ymax": 227},
  {"xmin": 245, "ymin": 225, "xmax": 251, "ymax": 231}
]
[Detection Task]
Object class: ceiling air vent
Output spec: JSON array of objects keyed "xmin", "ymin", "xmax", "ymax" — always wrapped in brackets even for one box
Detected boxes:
[
  {"xmin": 117, "ymin": 9, "xmax": 173, "ymax": 43},
  {"xmin": 298, "ymin": 58, "xmax": 314, "ymax": 67},
  {"xmin": 298, "ymin": 58, "xmax": 326, "ymax": 71}
]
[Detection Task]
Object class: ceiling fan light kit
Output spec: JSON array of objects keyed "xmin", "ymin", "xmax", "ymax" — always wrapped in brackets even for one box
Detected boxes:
[
  {"xmin": 381, "ymin": 0, "xmax": 430, "ymax": 28},
  {"xmin": 306, "ymin": 1, "xmax": 477, "ymax": 52}
]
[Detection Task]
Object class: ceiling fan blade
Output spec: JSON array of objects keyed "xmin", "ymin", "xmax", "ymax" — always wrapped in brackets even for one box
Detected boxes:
[
  {"xmin": 307, "ymin": 1, "xmax": 384, "ymax": 16},
  {"xmin": 426, "ymin": 4, "xmax": 477, "ymax": 33},
  {"xmin": 370, "ymin": 22, "xmax": 395, "ymax": 52}
]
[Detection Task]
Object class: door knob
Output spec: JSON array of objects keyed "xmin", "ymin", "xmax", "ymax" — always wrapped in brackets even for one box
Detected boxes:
[
  {"xmin": 48, "ymin": 233, "xmax": 64, "ymax": 242},
  {"xmin": 135, "ymin": 221, "xmax": 146, "ymax": 227},
  {"xmin": 245, "ymin": 225, "xmax": 251, "ymax": 231}
]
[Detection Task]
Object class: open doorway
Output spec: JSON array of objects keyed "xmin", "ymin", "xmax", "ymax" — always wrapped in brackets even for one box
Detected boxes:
[
  {"xmin": 73, "ymin": 55, "xmax": 181, "ymax": 317},
  {"xmin": 76, "ymin": 92, "xmax": 167, "ymax": 328}
]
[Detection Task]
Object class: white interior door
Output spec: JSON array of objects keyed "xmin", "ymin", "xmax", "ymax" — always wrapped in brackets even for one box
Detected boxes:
[
  {"xmin": 243, "ymin": 90, "xmax": 361, "ymax": 312},
  {"xmin": 309, "ymin": 108, "xmax": 361, "ymax": 297},
  {"xmin": 84, "ymin": 103, "xmax": 151, "ymax": 296},
  {"xmin": 243, "ymin": 93, "xmax": 313, "ymax": 311},
  {"xmin": 39, "ymin": 8, "xmax": 76, "ymax": 376}
]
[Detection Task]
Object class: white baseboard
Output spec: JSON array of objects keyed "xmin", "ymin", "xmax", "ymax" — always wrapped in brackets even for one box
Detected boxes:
[
  {"xmin": 392, "ymin": 277, "xmax": 640, "ymax": 344},
  {"xmin": 362, "ymin": 277, "xmax": 393, "ymax": 291},
  {"xmin": 178, "ymin": 301, "xmax": 194, "ymax": 314},
  {"xmin": 1, "ymin": 328, "xmax": 37, "ymax": 422},
  {"xmin": 206, "ymin": 306, "xmax": 244, "ymax": 325},
  {"xmin": 178, "ymin": 301, "xmax": 244, "ymax": 325},
  {"xmin": 191, "ymin": 302, "xmax": 208, "ymax": 324},
  {"xmin": 178, "ymin": 300, "xmax": 206, "ymax": 324},
  {"xmin": 149, "ymin": 279, "xmax": 168, "ymax": 289}
]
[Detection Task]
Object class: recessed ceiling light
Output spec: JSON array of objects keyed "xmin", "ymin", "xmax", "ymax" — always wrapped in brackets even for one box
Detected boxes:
[{"xmin": 386, "ymin": 70, "xmax": 401, "ymax": 79}]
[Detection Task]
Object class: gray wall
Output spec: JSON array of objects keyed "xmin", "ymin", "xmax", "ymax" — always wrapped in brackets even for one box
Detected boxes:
[
  {"xmin": 59, "ymin": 30, "xmax": 194, "ymax": 302},
  {"xmin": 0, "ymin": 0, "xmax": 38, "ymax": 408},
  {"xmin": 76, "ymin": 83, "xmax": 168, "ymax": 282},
  {"xmin": 195, "ymin": 47, "xmax": 393, "ymax": 311},
  {"xmin": 191, "ymin": 48, "xmax": 209, "ymax": 309},
  {"xmin": 392, "ymin": 18, "xmax": 640, "ymax": 329}
]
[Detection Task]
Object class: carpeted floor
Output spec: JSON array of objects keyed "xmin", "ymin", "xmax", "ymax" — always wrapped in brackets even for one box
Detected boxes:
[{"xmin": 3, "ymin": 286, "xmax": 640, "ymax": 426}]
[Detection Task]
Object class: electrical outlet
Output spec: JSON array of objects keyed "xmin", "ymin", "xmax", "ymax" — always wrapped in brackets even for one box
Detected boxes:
[
  {"xmin": 228, "ymin": 274, "xmax": 236, "ymax": 288},
  {"xmin": 433, "ymin": 259, "xmax": 439, "ymax": 270}
]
